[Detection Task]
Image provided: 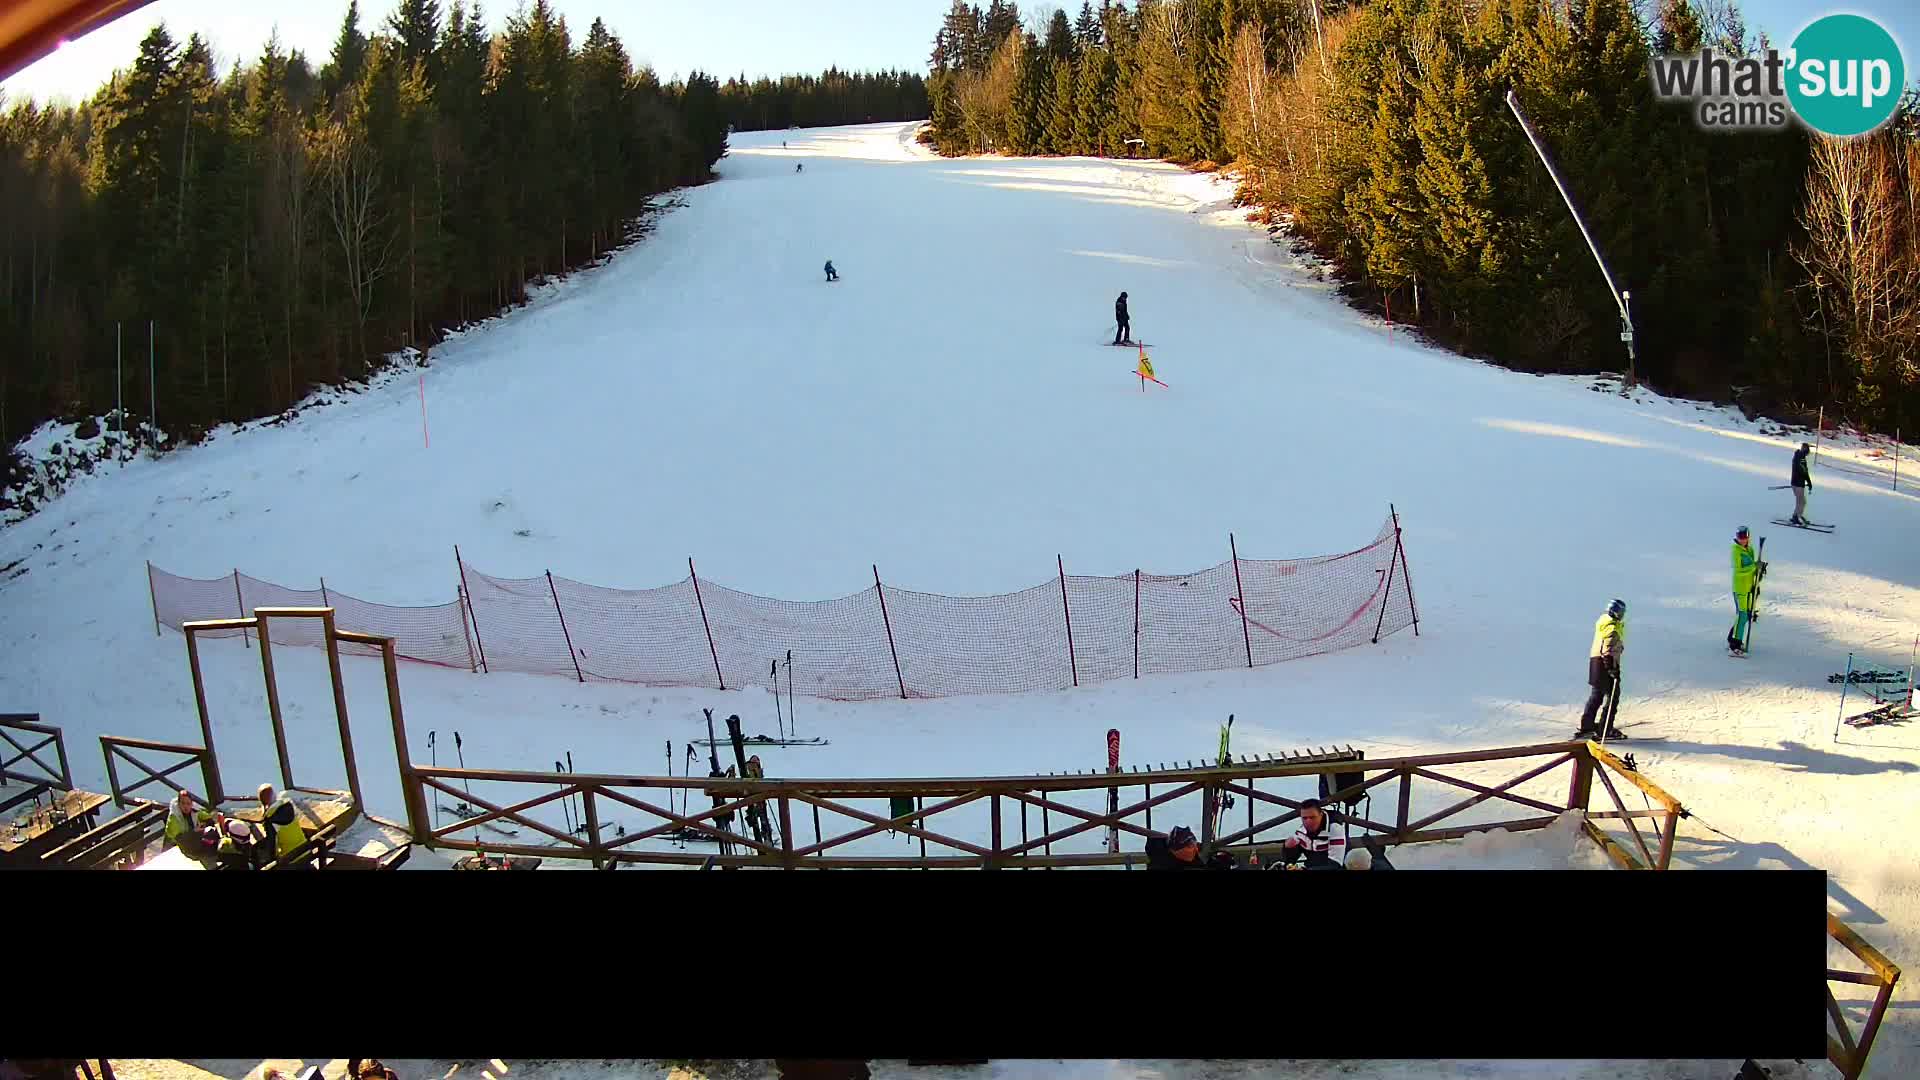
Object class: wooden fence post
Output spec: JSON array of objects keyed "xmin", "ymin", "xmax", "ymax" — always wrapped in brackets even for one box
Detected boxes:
[
  {"xmin": 1058, "ymin": 555, "xmax": 1078, "ymax": 688},
  {"xmin": 874, "ymin": 564, "xmax": 907, "ymax": 699},
  {"xmin": 1229, "ymin": 534, "xmax": 1252, "ymax": 668},
  {"xmin": 546, "ymin": 570, "xmax": 585, "ymax": 683},
  {"xmin": 689, "ymin": 557, "xmax": 726, "ymax": 690}
]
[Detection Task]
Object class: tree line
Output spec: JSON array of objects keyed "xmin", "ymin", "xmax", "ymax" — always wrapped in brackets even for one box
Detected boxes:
[
  {"xmin": 720, "ymin": 69, "xmax": 927, "ymax": 132},
  {"xmin": 0, "ymin": 2, "xmax": 909, "ymax": 467},
  {"xmin": 920, "ymin": 0, "xmax": 1920, "ymax": 435}
]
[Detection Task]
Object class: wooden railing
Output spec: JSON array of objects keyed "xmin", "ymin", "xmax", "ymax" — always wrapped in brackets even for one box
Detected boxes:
[
  {"xmin": 397, "ymin": 739, "xmax": 1683, "ymax": 870},
  {"xmin": 1, "ymin": 713, "xmax": 73, "ymax": 792},
  {"xmin": 99, "ymin": 735, "xmax": 218, "ymax": 808},
  {"xmin": 1827, "ymin": 912, "xmax": 1901, "ymax": 1080}
]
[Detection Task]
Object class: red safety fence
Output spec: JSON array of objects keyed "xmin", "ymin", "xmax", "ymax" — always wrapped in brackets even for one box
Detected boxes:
[{"xmin": 148, "ymin": 510, "xmax": 1419, "ymax": 699}]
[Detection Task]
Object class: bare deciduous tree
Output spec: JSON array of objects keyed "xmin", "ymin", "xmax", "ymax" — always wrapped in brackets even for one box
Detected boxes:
[{"xmin": 317, "ymin": 121, "xmax": 396, "ymax": 370}]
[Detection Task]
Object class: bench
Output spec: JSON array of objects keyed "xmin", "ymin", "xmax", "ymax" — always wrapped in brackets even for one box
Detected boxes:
[{"xmin": 38, "ymin": 802, "xmax": 168, "ymax": 868}]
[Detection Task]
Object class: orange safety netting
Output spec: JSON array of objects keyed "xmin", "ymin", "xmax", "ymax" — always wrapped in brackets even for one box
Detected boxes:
[{"xmin": 148, "ymin": 513, "xmax": 1417, "ymax": 699}]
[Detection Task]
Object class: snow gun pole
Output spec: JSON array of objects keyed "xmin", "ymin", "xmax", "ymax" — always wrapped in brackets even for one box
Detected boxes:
[{"xmin": 1505, "ymin": 89, "xmax": 1635, "ymax": 390}]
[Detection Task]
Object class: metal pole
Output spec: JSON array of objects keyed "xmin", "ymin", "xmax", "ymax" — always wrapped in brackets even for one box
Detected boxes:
[
  {"xmin": 147, "ymin": 561, "xmax": 162, "ymax": 637},
  {"xmin": 1133, "ymin": 569, "xmax": 1141, "ymax": 679},
  {"xmin": 233, "ymin": 570, "xmax": 250, "ymax": 648},
  {"xmin": 1505, "ymin": 89, "xmax": 1634, "ymax": 387},
  {"xmin": 1394, "ymin": 503, "xmax": 1421, "ymax": 636},
  {"xmin": 149, "ymin": 320, "xmax": 156, "ymax": 445},
  {"xmin": 1058, "ymin": 555, "xmax": 1078, "ymax": 687},
  {"xmin": 689, "ymin": 557, "xmax": 726, "ymax": 690},
  {"xmin": 115, "ymin": 323, "xmax": 122, "ymax": 456},
  {"xmin": 1834, "ymin": 652, "xmax": 1853, "ymax": 742},
  {"xmin": 546, "ymin": 570, "xmax": 585, "ymax": 682},
  {"xmin": 1229, "ymin": 534, "xmax": 1252, "ymax": 668},
  {"xmin": 874, "ymin": 564, "xmax": 906, "ymax": 699},
  {"xmin": 455, "ymin": 545, "xmax": 487, "ymax": 673}
]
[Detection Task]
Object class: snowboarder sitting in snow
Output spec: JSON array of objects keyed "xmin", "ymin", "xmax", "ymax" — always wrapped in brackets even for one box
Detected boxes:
[
  {"xmin": 824, "ymin": 259, "xmax": 838, "ymax": 282},
  {"xmin": 1145, "ymin": 824, "xmax": 1235, "ymax": 869},
  {"xmin": 1273, "ymin": 798, "xmax": 1348, "ymax": 870},
  {"xmin": 1790, "ymin": 443, "xmax": 1814, "ymax": 525},
  {"xmin": 1728, "ymin": 526, "xmax": 1765, "ymax": 655},
  {"xmin": 1114, "ymin": 291, "xmax": 1132, "ymax": 345},
  {"xmin": 1575, "ymin": 599, "xmax": 1627, "ymax": 740}
]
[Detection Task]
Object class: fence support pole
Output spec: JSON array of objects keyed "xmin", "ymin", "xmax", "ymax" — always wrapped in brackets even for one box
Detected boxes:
[
  {"xmin": 1229, "ymin": 534, "xmax": 1252, "ymax": 668},
  {"xmin": 233, "ymin": 569, "xmax": 250, "ymax": 648},
  {"xmin": 1058, "ymin": 555, "xmax": 1079, "ymax": 688},
  {"xmin": 381, "ymin": 640, "xmax": 431, "ymax": 842},
  {"xmin": 1133, "ymin": 569, "xmax": 1141, "ymax": 679},
  {"xmin": 1393, "ymin": 503, "xmax": 1420, "ymax": 636},
  {"xmin": 319, "ymin": 576, "xmax": 330, "ymax": 608},
  {"xmin": 318, "ymin": 610, "xmax": 366, "ymax": 809},
  {"xmin": 546, "ymin": 570, "xmax": 585, "ymax": 683},
  {"xmin": 581, "ymin": 786, "xmax": 604, "ymax": 871},
  {"xmin": 147, "ymin": 561, "xmax": 161, "ymax": 637},
  {"xmin": 874, "ymin": 564, "xmax": 906, "ymax": 699},
  {"xmin": 689, "ymin": 557, "xmax": 726, "ymax": 690},
  {"xmin": 455, "ymin": 546, "xmax": 488, "ymax": 673},
  {"xmin": 183, "ymin": 629, "xmax": 225, "ymax": 802},
  {"xmin": 255, "ymin": 618, "xmax": 292, "ymax": 797}
]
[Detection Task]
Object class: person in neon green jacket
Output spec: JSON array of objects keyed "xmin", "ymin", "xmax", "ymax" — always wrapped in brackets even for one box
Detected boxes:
[
  {"xmin": 1728, "ymin": 526, "xmax": 1765, "ymax": 654},
  {"xmin": 164, "ymin": 789, "xmax": 216, "ymax": 856},
  {"xmin": 1577, "ymin": 599, "xmax": 1627, "ymax": 738}
]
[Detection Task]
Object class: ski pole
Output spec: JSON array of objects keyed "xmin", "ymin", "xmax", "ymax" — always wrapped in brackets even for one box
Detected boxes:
[
  {"xmin": 454, "ymin": 730, "xmax": 474, "ymax": 811},
  {"xmin": 556, "ymin": 760, "xmax": 574, "ymax": 835},
  {"xmin": 786, "ymin": 649, "xmax": 796, "ymax": 737},
  {"xmin": 771, "ymin": 659, "xmax": 783, "ymax": 740},
  {"xmin": 566, "ymin": 750, "xmax": 582, "ymax": 833}
]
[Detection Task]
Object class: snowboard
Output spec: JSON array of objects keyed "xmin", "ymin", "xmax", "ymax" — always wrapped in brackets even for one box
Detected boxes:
[{"xmin": 1105, "ymin": 341, "xmax": 1149, "ymax": 347}]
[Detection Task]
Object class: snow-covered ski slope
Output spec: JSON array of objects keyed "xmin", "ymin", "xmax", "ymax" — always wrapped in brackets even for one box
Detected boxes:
[{"xmin": 3, "ymin": 122, "xmax": 1918, "ymax": 1072}]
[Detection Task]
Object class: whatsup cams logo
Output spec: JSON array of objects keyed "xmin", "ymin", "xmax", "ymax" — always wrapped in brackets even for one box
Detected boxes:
[{"xmin": 1650, "ymin": 13, "xmax": 1906, "ymax": 136}]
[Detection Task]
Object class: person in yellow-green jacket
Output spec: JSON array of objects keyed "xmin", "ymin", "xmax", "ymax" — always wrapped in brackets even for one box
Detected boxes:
[
  {"xmin": 1728, "ymin": 525, "xmax": 1766, "ymax": 655},
  {"xmin": 164, "ymin": 788, "xmax": 215, "ymax": 857},
  {"xmin": 1576, "ymin": 599, "xmax": 1627, "ymax": 739},
  {"xmin": 255, "ymin": 783, "xmax": 309, "ymax": 861}
]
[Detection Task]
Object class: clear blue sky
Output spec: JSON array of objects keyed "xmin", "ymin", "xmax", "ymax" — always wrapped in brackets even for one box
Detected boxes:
[
  {"xmin": 2, "ymin": 0, "xmax": 1914, "ymax": 106},
  {"xmin": 1, "ymin": 0, "xmax": 956, "ymax": 104}
]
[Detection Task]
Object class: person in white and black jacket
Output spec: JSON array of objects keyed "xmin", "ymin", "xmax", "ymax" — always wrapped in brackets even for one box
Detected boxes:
[{"xmin": 1273, "ymin": 798, "xmax": 1347, "ymax": 870}]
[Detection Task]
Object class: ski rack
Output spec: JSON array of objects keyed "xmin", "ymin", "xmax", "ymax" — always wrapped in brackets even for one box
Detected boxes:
[
  {"xmin": 1044, "ymin": 744, "xmax": 1363, "ymax": 776},
  {"xmin": 1833, "ymin": 648, "xmax": 1918, "ymax": 736}
]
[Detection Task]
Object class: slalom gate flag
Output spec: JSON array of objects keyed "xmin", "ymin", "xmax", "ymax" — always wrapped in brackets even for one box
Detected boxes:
[{"xmin": 1135, "ymin": 347, "xmax": 1167, "ymax": 389}]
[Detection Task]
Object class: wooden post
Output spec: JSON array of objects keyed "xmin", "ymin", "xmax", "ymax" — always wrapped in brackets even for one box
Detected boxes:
[
  {"xmin": 380, "ymin": 638, "xmax": 431, "ymax": 842},
  {"xmin": 146, "ymin": 561, "xmax": 161, "ymax": 637},
  {"xmin": 689, "ymin": 557, "xmax": 726, "ymax": 690},
  {"xmin": 1568, "ymin": 747, "xmax": 1595, "ymax": 815},
  {"xmin": 990, "ymin": 794, "xmax": 1002, "ymax": 869},
  {"xmin": 455, "ymin": 546, "xmax": 488, "ymax": 673},
  {"xmin": 546, "ymin": 571, "xmax": 585, "ymax": 682},
  {"xmin": 1058, "ymin": 555, "xmax": 1078, "ymax": 687},
  {"xmin": 812, "ymin": 802, "xmax": 822, "ymax": 855},
  {"xmin": 917, "ymin": 795, "xmax": 928, "ymax": 865},
  {"xmin": 1229, "ymin": 534, "xmax": 1252, "ymax": 667},
  {"xmin": 255, "ymin": 619, "xmax": 292, "ymax": 792},
  {"xmin": 320, "ymin": 610, "xmax": 366, "ymax": 809},
  {"xmin": 184, "ymin": 630, "xmax": 225, "ymax": 803},
  {"xmin": 101, "ymin": 739, "xmax": 125, "ymax": 807},
  {"xmin": 581, "ymin": 785, "xmax": 604, "ymax": 870},
  {"xmin": 1656, "ymin": 806, "xmax": 1678, "ymax": 870},
  {"xmin": 233, "ymin": 570, "xmax": 250, "ymax": 648},
  {"xmin": 779, "ymin": 796, "xmax": 795, "ymax": 869},
  {"xmin": 1133, "ymin": 569, "xmax": 1141, "ymax": 679},
  {"xmin": 874, "ymin": 564, "xmax": 907, "ymax": 699},
  {"xmin": 1199, "ymin": 781, "xmax": 1217, "ymax": 851},
  {"xmin": 1397, "ymin": 769, "xmax": 1412, "ymax": 837}
]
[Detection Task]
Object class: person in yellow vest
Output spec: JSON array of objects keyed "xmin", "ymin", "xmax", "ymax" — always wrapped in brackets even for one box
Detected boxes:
[
  {"xmin": 256, "ymin": 783, "xmax": 309, "ymax": 862},
  {"xmin": 164, "ymin": 789, "xmax": 216, "ymax": 857},
  {"xmin": 1576, "ymin": 599, "xmax": 1627, "ymax": 739}
]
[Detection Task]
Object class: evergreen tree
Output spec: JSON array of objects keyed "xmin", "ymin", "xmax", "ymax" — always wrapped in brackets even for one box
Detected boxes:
[{"xmin": 1046, "ymin": 58, "xmax": 1078, "ymax": 153}]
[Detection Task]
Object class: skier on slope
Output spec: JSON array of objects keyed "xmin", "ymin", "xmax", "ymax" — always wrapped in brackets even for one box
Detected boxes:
[
  {"xmin": 1728, "ymin": 526, "xmax": 1766, "ymax": 655},
  {"xmin": 1273, "ymin": 798, "xmax": 1347, "ymax": 870},
  {"xmin": 1575, "ymin": 599, "xmax": 1627, "ymax": 740},
  {"xmin": 1145, "ymin": 824, "xmax": 1236, "ymax": 869},
  {"xmin": 824, "ymin": 259, "xmax": 838, "ymax": 282},
  {"xmin": 1789, "ymin": 442, "xmax": 1814, "ymax": 526},
  {"xmin": 1113, "ymin": 291, "xmax": 1132, "ymax": 345}
]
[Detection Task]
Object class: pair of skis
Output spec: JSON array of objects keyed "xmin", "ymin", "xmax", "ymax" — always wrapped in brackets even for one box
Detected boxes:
[{"xmin": 432, "ymin": 730, "xmax": 520, "ymax": 837}]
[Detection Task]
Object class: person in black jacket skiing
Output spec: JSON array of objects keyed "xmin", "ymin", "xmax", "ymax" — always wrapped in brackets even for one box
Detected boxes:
[
  {"xmin": 1790, "ymin": 442, "xmax": 1813, "ymax": 525},
  {"xmin": 1114, "ymin": 291, "xmax": 1132, "ymax": 345},
  {"xmin": 1144, "ymin": 824, "xmax": 1235, "ymax": 869}
]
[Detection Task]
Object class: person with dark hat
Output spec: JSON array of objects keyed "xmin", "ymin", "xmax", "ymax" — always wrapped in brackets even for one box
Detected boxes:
[
  {"xmin": 1789, "ymin": 442, "xmax": 1814, "ymax": 525},
  {"xmin": 1144, "ymin": 824, "xmax": 1236, "ymax": 869}
]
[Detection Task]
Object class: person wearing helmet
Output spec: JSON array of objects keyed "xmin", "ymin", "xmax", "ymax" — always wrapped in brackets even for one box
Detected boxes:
[
  {"xmin": 1729, "ymin": 526, "xmax": 1765, "ymax": 654},
  {"xmin": 1789, "ymin": 443, "xmax": 1814, "ymax": 525},
  {"xmin": 1576, "ymin": 599, "xmax": 1628, "ymax": 739},
  {"xmin": 1144, "ymin": 824, "xmax": 1235, "ymax": 869},
  {"xmin": 1114, "ymin": 291, "xmax": 1131, "ymax": 345}
]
